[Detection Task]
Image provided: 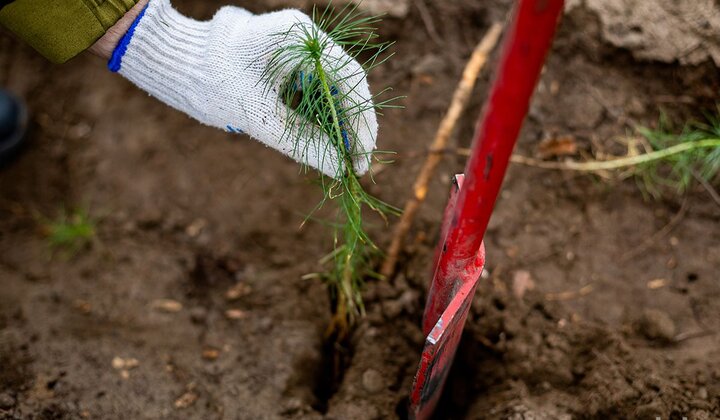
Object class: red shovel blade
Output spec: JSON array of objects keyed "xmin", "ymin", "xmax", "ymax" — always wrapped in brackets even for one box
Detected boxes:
[
  {"xmin": 409, "ymin": 272, "xmax": 483, "ymax": 419},
  {"xmin": 409, "ymin": 176, "xmax": 486, "ymax": 419}
]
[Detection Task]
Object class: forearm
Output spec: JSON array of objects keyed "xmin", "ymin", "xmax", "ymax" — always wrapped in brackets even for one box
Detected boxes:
[{"xmin": 89, "ymin": 0, "xmax": 150, "ymax": 60}]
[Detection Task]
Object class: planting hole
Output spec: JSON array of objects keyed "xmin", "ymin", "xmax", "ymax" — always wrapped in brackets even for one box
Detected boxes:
[
  {"xmin": 312, "ymin": 330, "xmax": 354, "ymax": 414},
  {"xmin": 395, "ymin": 396, "xmax": 410, "ymax": 419}
]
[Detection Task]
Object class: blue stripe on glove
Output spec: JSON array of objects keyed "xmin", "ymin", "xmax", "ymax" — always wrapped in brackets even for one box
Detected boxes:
[{"xmin": 108, "ymin": 4, "xmax": 150, "ymax": 73}]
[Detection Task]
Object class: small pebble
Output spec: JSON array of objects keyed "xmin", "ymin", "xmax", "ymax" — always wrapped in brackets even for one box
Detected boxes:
[
  {"xmin": 112, "ymin": 357, "xmax": 139, "ymax": 370},
  {"xmin": 225, "ymin": 283, "xmax": 252, "ymax": 301},
  {"xmin": 185, "ymin": 219, "xmax": 207, "ymax": 237},
  {"xmin": 698, "ymin": 387, "xmax": 708, "ymax": 400},
  {"xmin": 647, "ymin": 279, "xmax": 668, "ymax": 290},
  {"xmin": 638, "ymin": 309, "xmax": 676, "ymax": 342},
  {"xmin": 362, "ymin": 369, "xmax": 384, "ymax": 394},
  {"xmin": 282, "ymin": 397, "xmax": 304, "ymax": 413},
  {"xmin": 512, "ymin": 270, "xmax": 535, "ymax": 299}
]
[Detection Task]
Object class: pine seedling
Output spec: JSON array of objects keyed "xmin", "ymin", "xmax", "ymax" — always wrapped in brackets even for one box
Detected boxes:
[
  {"xmin": 262, "ymin": 4, "xmax": 400, "ymax": 336},
  {"xmin": 517, "ymin": 111, "xmax": 720, "ymax": 201},
  {"xmin": 41, "ymin": 208, "xmax": 97, "ymax": 257},
  {"xmin": 635, "ymin": 111, "xmax": 720, "ymax": 199}
]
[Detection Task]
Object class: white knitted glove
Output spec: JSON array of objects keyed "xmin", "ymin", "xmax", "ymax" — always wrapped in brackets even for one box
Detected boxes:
[{"xmin": 109, "ymin": 0, "xmax": 377, "ymax": 177}]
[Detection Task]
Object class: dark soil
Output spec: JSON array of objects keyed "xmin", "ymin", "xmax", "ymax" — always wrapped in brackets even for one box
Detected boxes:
[{"xmin": 1, "ymin": 1, "xmax": 719, "ymax": 419}]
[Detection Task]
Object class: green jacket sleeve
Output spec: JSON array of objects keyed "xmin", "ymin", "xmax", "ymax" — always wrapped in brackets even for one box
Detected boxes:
[{"xmin": 0, "ymin": 0, "xmax": 139, "ymax": 64}]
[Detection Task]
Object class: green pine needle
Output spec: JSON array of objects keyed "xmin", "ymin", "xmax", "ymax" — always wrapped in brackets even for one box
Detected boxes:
[{"xmin": 262, "ymin": 4, "xmax": 401, "ymax": 334}]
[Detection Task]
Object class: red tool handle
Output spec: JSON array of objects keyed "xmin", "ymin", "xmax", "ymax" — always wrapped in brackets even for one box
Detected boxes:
[{"xmin": 423, "ymin": 0, "xmax": 565, "ymax": 334}]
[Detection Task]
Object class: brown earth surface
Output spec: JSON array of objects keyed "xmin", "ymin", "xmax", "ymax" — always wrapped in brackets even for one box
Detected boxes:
[{"xmin": 1, "ymin": 1, "xmax": 719, "ymax": 419}]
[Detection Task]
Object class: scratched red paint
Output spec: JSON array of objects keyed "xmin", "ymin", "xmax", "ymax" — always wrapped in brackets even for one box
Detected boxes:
[{"xmin": 410, "ymin": 0, "xmax": 565, "ymax": 418}]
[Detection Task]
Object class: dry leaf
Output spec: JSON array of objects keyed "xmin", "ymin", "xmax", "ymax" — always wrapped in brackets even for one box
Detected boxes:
[
  {"xmin": 202, "ymin": 348, "xmax": 220, "ymax": 361},
  {"xmin": 73, "ymin": 300, "xmax": 92, "ymax": 314},
  {"xmin": 536, "ymin": 135, "xmax": 578, "ymax": 159},
  {"xmin": 546, "ymin": 284, "xmax": 594, "ymax": 301}
]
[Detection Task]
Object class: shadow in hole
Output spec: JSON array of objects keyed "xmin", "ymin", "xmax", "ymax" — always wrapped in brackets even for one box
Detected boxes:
[
  {"xmin": 431, "ymin": 330, "xmax": 501, "ymax": 420},
  {"xmin": 311, "ymin": 294, "xmax": 356, "ymax": 414}
]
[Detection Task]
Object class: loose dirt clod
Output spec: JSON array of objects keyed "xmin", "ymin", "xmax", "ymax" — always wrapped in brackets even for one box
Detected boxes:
[
  {"xmin": 0, "ymin": 393, "xmax": 16, "ymax": 409},
  {"xmin": 637, "ymin": 309, "xmax": 676, "ymax": 342}
]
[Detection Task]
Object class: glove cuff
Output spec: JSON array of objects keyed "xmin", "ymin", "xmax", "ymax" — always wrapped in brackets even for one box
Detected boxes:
[{"xmin": 109, "ymin": 0, "xmax": 212, "ymax": 119}]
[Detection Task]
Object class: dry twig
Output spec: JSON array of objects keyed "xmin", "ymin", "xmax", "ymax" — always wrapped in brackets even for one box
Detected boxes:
[
  {"xmin": 673, "ymin": 329, "xmax": 717, "ymax": 343},
  {"xmin": 692, "ymin": 169, "xmax": 720, "ymax": 208},
  {"xmin": 621, "ymin": 198, "xmax": 689, "ymax": 262},
  {"xmin": 380, "ymin": 23, "xmax": 504, "ymax": 279},
  {"xmin": 413, "ymin": 0, "xmax": 444, "ymax": 46},
  {"xmin": 545, "ymin": 284, "xmax": 594, "ymax": 302}
]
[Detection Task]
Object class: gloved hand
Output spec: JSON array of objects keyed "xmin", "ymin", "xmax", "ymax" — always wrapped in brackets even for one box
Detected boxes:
[{"xmin": 109, "ymin": 0, "xmax": 377, "ymax": 177}]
